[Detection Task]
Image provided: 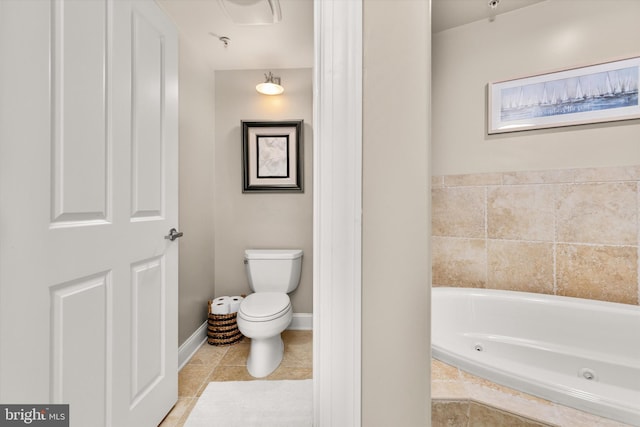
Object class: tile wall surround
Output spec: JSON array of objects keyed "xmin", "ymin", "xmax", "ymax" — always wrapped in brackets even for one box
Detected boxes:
[{"xmin": 432, "ymin": 165, "xmax": 640, "ymax": 305}]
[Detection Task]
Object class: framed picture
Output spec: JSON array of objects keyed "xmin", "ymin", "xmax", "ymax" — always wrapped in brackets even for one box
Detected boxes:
[
  {"xmin": 242, "ymin": 120, "xmax": 303, "ymax": 192},
  {"xmin": 488, "ymin": 56, "xmax": 640, "ymax": 134}
]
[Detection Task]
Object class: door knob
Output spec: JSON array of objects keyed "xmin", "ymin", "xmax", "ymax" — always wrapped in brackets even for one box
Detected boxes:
[{"xmin": 164, "ymin": 228, "xmax": 183, "ymax": 241}]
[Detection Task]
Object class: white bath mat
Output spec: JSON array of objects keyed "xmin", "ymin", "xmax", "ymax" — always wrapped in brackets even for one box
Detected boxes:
[{"xmin": 183, "ymin": 379, "xmax": 312, "ymax": 427}]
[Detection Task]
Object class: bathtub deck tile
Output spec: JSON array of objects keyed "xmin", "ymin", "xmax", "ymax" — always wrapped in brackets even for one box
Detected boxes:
[
  {"xmin": 459, "ymin": 370, "xmax": 552, "ymax": 405},
  {"xmin": 552, "ymin": 404, "xmax": 635, "ymax": 427},
  {"xmin": 465, "ymin": 382, "xmax": 559, "ymax": 426},
  {"xmin": 432, "ymin": 358, "xmax": 462, "ymax": 381},
  {"xmin": 432, "ymin": 380, "xmax": 468, "ymax": 400},
  {"xmin": 433, "ymin": 359, "xmax": 635, "ymax": 427}
]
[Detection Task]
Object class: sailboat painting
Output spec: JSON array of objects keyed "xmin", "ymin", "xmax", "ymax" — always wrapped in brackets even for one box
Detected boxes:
[{"xmin": 488, "ymin": 56, "xmax": 640, "ymax": 134}]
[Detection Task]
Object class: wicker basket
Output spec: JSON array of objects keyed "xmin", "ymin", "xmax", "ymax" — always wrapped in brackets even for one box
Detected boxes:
[{"xmin": 207, "ymin": 300, "xmax": 244, "ymax": 346}]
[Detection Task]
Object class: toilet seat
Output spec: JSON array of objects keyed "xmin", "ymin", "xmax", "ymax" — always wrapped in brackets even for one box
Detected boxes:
[{"xmin": 239, "ymin": 292, "xmax": 291, "ymax": 322}]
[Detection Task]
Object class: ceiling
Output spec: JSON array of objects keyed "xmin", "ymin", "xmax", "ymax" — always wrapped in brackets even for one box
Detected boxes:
[
  {"xmin": 432, "ymin": 0, "xmax": 545, "ymax": 33},
  {"xmin": 157, "ymin": 0, "xmax": 314, "ymax": 71},
  {"xmin": 158, "ymin": 0, "xmax": 546, "ymax": 71}
]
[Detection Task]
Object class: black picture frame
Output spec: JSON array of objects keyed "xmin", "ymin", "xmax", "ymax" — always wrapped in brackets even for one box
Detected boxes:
[{"xmin": 241, "ymin": 120, "xmax": 304, "ymax": 193}]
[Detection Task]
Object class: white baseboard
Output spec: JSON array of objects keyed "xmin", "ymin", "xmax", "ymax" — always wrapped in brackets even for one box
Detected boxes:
[
  {"xmin": 178, "ymin": 321, "xmax": 207, "ymax": 371},
  {"xmin": 288, "ymin": 313, "xmax": 313, "ymax": 330},
  {"xmin": 177, "ymin": 312, "xmax": 313, "ymax": 370}
]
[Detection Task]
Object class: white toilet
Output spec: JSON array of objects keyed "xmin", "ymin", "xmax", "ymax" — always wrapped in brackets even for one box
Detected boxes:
[{"xmin": 237, "ymin": 249, "xmax": 303, "ymax": 378}]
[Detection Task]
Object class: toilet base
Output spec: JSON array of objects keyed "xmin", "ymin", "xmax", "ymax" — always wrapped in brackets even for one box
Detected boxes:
[{"xmin": 246, "ymin": 334, "xmax": 285, "ymax": 378}]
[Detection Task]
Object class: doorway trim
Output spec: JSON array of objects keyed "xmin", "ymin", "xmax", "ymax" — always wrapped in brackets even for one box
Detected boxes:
[{"xmin": 312, "ymin": 0, "xmax": 362, "ymax": 425}]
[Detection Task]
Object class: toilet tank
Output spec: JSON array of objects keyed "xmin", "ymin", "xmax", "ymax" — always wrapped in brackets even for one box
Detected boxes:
[{"xmin": 244, "ymin": 249, "xmax": 303, "ymax": 293}]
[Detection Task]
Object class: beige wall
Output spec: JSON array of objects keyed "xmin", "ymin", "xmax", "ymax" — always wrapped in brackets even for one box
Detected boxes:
[
  {"xmin": 362, "ymin": 1, "xmax": 431, "ymax": 425},
  {"xmin": 213, "ymin": 68, "xmax": 313, "ymax": 314},
  {"xmin": 432, "ymin": 0, "xmax": 640, "ymax": 176},
  {"xmin": 178, "ymin": 41, "xmax": 216, "ymax": 345}
]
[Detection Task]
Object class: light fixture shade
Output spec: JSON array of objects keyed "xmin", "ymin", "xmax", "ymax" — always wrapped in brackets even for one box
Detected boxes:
[
  {"xmin": 256, "ymin": 82, "xmax": 284, "ymax": 95},
  {"xmin": 256, "ymin": 72, "xmax": 284, "ymax": 95}
]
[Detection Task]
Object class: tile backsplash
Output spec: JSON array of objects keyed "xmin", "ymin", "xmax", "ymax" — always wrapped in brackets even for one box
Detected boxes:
[{"xmin": 432, "ymin": 166, "xmax": 640, "ymax": 305}]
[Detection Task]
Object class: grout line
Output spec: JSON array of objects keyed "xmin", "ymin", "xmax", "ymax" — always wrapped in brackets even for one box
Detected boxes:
[
  {"xmin": 553, "ymin": 184, "xmax": 558, "ymax": 296},
  {"xmin": 433, "ymin": 234, "xmax": 637, "ymax": 249},
  {"xmin": 484, "ymin": 186, "xmax": 489, "ymax": 288}
]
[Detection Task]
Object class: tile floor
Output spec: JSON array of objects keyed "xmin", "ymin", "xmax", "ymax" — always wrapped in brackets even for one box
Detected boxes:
[
  {"xmin": 160, "ymin": 335, "xmax": 630, "ymax": 427},
  {"xmin": 158, "ymin": 331, "xmax": 313, "ymax": 427}
]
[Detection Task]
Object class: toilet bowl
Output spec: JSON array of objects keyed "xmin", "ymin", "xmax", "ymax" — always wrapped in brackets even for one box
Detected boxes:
[
  {"xmin": 237, "ymin": 292, "xmax": 293, "ymax": 377},
  {"xmin": 236, "ymin": 249, "xmax": 303, "ymax": 378}
]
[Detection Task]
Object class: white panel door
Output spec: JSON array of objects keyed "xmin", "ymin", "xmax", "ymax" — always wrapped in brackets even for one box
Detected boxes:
[{"xmin": 0, "ymin": 1, "xmax": 179, "ymax": 426}]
